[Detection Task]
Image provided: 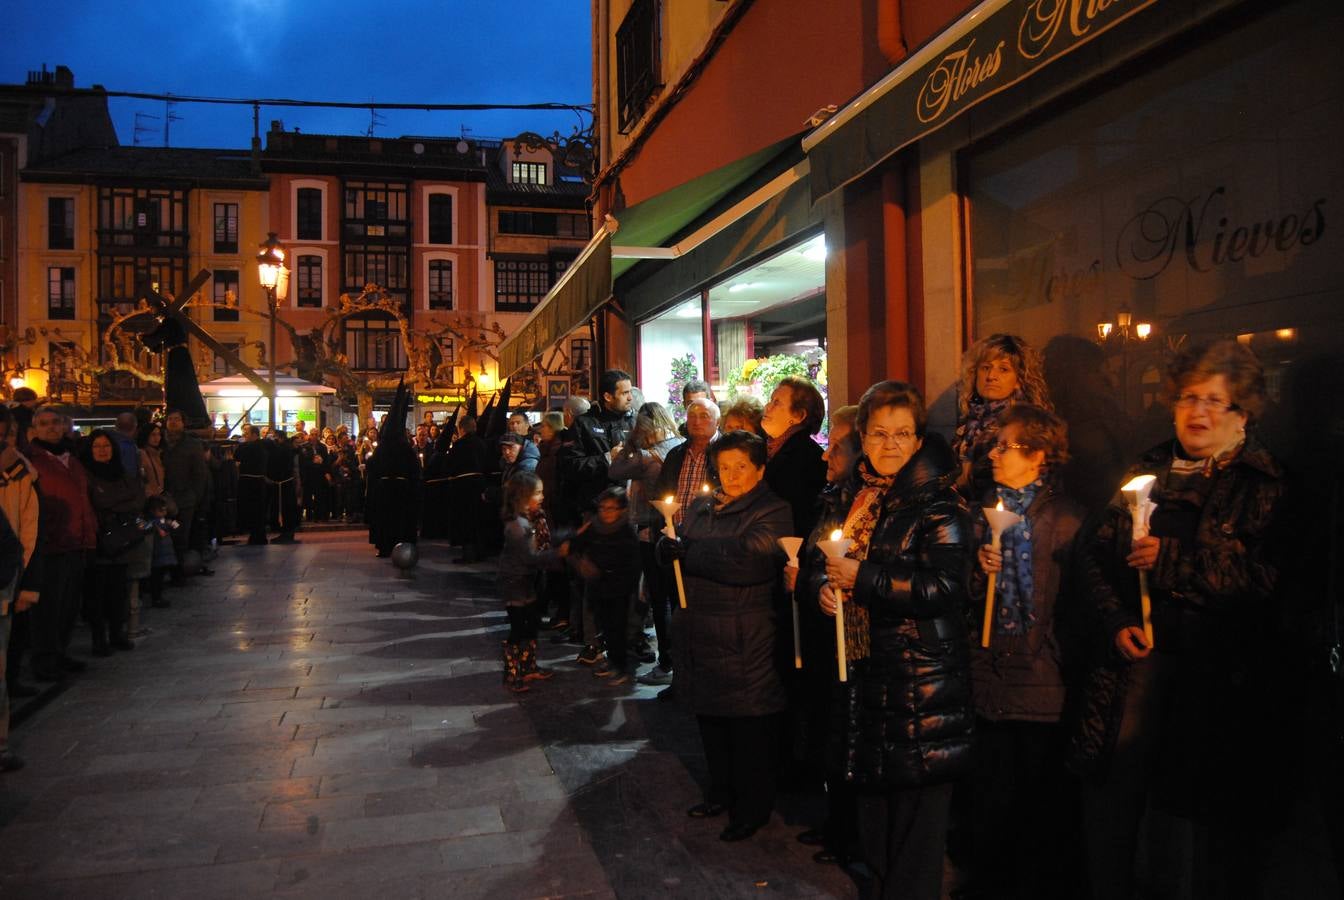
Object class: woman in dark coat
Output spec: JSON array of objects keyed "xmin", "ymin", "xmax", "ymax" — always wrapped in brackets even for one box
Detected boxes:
[
  {"xmin": 1074, "ymin": 340, "xmax": 1286, "ymax": 899},
  {"xmin": 963, "ymin": 404, "xmax": 1086, "ymax": 898},
  {"xmin": 660, "ymin": 429, "xmax": 793, "ymax": 842},
  {"xmin": 802, "ymin": 380, "xmax": 973, "ymax": 900},
  {"xmin": 82, "ymin": 429, "xmax": 147, "ymax": 654}
]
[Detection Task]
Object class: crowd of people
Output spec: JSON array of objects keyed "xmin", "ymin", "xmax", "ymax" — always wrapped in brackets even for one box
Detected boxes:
[
  {"xmin": 0, "ymin": 332, "xmax": 1326, "ymax": 898},
  {"xmin": 448, "ymin": 338, "xmax": 1313, "ymax": 900},
  {"xmin": 0, "ymin": 399, "xmax": 238, "ymax": 774}
]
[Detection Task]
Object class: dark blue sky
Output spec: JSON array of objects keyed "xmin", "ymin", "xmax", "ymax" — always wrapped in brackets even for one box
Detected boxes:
[{"xmin": 7, "ymin": 0, "xmax": 592, "ymax": 149}]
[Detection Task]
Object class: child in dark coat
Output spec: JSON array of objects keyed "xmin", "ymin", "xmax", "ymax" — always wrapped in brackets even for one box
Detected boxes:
[
  {"xmin": 568, "ymin": 486, "xmax": 641, "ymax": 684},
  {"xmin": 144, "ymin": 496, "xmax": 179, "ymax": 609}
]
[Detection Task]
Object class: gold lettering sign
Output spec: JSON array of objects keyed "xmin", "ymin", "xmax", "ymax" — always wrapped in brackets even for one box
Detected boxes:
[
  {"xmin": 917, "ymin": 38, "xmax": 1006, "ymax": 124},
  {"xmin": 1018, "ymin": 0, "xmax": 1148, "ymax": 60}
]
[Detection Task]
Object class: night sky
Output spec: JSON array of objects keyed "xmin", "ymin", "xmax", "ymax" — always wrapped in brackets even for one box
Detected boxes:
[{"xmin": 6, "ymin": 0, "xmax": 593, "ymax": 149}]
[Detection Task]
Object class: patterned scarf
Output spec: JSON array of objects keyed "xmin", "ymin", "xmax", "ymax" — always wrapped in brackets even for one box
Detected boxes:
[
  {"xmin": 833, "ymin": 459, "xmax": 896, "ymax": 664},
  {"xmin": 993, "ymin": 479, "xmax": 1042, "ymax": 635},
  {"xmin": 952, "ymin": 395, "xmax": 1014, "ymax": 465},
  {"xmin": 766, "ymin": 424, "xmax": 805, "ymax": 461},
  {"xmin": 528, "ymin": 507, "xmax": 551, "ymax": 551}
]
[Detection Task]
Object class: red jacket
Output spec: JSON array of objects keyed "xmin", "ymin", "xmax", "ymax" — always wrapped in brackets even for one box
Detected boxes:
[{"xmin": 28, "ymin": 445, "xmax": 97, "ymax": 553}]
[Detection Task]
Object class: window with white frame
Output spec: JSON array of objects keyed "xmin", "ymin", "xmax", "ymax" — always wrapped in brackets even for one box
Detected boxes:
[
  {"xmin": 428, "ymin": 193, "xmax": 453, "ymax": 244},
  {"xmin": 428, "ymin": 259, "xmax": 453, "ymax": 310},
  {"xmin": 296, "ymin": 187, "xmax": 323, "ymax": 241},
  {"xmin": 296, "ymin": 255, "xmax": 323, "ymax": 308},
  {"xmin": 47, "ymin": 267, "xmax": 75, "ymax": 319},
  {"xmin": 511, "ymin": 161, "xmax": 547, "ymax": 185}
]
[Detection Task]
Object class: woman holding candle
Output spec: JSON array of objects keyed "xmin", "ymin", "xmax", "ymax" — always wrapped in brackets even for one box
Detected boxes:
[
  {"xmin": 1074, "ymin": 339, "xmax": 1286, "ymax": 899},
  {"xmin": 801, "ymin": 380, "xmax": 973, "ymax": 900},
  {"xmin": 963, "ymin": 404, "xmax": 1085, "ymax": 898},
  {"xmin": 952, "ymin": 334, "xmax": 1052, "ymax": 501},
  {"xmin": 657, "ymin": 429, "xmax": 792, "ymax": 842}
]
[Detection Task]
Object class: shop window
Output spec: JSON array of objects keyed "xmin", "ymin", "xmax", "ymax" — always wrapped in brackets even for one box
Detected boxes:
[
  {"xmin": 48, "ymin": 197, "xmax": 74, "ymax": 249},
  {"xmin": 213, "ymin": 269, "xmax": 239, "ymax": 321},
  {"xmin": 428, "ymin": 259, "xmax": 453, "ymax": 310},
  {"xmin": 47, "ymin": 267, "xmax": 75, "ymax": 319},
  {"xmin": 296, "ymin": 255, "xmax": 323, "ymax": 308},
  {"xmin": 963, "ymin": 0, "xmax": 1343, "ymax": 485},
  {"xmin": 428, "ymin": 193, "xmax": 453, "ymax": 244},
  {"xmin": 213, "ymin": 202, "xmax": 238, "ymax": 253},
  {"xmin": 617, "ymin": 0, "xmax": 661, "ymax": 133},
  {"xmin": 296, "ymin": 188, "xmax": 323, "ymax": 240}
]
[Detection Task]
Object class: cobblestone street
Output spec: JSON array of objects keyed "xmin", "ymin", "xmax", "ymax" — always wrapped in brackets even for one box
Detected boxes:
[{"xmin": 0, "ymin": 533, "xmax": 857, "ymax": 899}]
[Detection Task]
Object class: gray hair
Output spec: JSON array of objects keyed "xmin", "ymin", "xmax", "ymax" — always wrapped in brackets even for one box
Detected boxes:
[
  {"xmin": 687, "ymin": 397, "xmax": 721, "ymax": 420},
  {"xmin": 563, "ymin": 396, "xmax": 591, "ymax": 417}
]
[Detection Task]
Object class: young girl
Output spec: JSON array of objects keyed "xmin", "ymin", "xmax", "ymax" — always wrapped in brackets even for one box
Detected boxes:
[
  {"xmin": 144, "ymin": 495, "xmax": 179, "ymax": 610},
  {"xmin": 498, "ymin": 471, "xmax": 566, "ymax": 693}
]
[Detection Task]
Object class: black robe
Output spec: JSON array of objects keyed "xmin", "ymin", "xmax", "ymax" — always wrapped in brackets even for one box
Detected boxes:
[
  {"xmin": 235, "ymin": 439, "xmax": 269, "ymax": 541},
  {"xmin": 366, "ymin": 442, "xmax": 420, "ymax": 554},
  {"xmin": 264, "ymin": 439, "xmax": 300, "ymax": 535}
]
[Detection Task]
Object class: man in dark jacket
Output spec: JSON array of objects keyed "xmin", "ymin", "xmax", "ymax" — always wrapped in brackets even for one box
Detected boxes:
[
  {"xmin": 235, "ymin": 424, "xmax": 270, "ymax": 545},
  {"xmin": 298, "ymin": 428, "xmax": 332, "ymax": 522},
  {"xmin": 162, "ymin": 408, "xmax": 211, "ymax": 579},
  {"xmin": 560, "ymin": 369, "xmax": 635, "ymax": 516}
]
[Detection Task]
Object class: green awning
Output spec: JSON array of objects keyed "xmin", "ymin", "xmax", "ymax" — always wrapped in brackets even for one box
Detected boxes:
[
  {"xmin": 497, "ymin": 137, "xmax": 803, "ymax": 379},
  {"xmin": 611, "ymin": 135, "xmax": 801, "ymax": 278},
  {"xmin": 497, "ymin": 231, "xmax": 612, "ymax": 379}
]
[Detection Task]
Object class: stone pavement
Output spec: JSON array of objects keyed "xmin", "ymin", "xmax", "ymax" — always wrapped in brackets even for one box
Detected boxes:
[{"xmin": 0, "ymin": 533, "xmax": 859, "ymax": 899}]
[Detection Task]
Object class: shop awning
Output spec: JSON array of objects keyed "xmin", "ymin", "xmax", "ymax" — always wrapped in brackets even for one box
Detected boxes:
[
  {"xmin": 497, "ymin": 136, "xmax": 806, "ymax": 379},
  {"xmin": 497, "ymin": 230, "xmax": 612, "ymax": 379},
  {"xmin": 802, "ymin": 0, "xmax": 1167, "ymax": 201},
  {"xmin": 199, "ymin": 371, "xmax": 337, "ymax": 396}
]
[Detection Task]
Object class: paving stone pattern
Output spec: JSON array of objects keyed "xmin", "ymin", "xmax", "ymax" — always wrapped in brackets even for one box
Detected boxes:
[{"xmin": 0, "ymin": 534, "xmax": 859, "ymax": 899}]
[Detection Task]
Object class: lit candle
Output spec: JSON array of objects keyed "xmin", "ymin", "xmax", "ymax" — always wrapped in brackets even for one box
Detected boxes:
[
  {"xmin": 1121, "ymin": 474, "xmax": 1158, "ymax": 650},
  {"xmin": 981, "ymin": 498, "xmax": 1023, "ymax": 648},
  {"xmin": 818, "ymin": 527, "xmax": 854, "ymax": 681},
  {"xmin": 655, "ymin": 496, "xmax": 687, "ymax": 609}
]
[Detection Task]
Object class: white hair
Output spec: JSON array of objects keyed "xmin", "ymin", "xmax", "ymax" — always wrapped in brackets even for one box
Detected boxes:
[{"xmin": 563, "ymin": 396, "xmax": 591, "ymax": 416}]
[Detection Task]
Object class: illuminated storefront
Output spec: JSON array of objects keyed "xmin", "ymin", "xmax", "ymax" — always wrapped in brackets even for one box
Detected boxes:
[{"xmin": 199, "ymin": 371, "xmax": 336, "ymax": 436}]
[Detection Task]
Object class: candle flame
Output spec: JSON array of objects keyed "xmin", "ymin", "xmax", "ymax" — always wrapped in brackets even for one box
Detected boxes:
[
  {"xmin": 664, "ymin": 495, "xmax": 674, "ymax": 505},
  {"xmin": 701, "ymin": 484, "xmax": 709, "ymax": 493},
  {"xmin": 995, "ymin": 499, "xmax": 1003, "ymax": 512},
  {"xmin": 830, "ymin": 528, "xmax": 843, "ymax": 541}
]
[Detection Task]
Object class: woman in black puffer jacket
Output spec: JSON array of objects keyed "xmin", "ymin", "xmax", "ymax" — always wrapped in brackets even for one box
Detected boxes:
[
  {"xmin": 660, "ymin": 429, "xmax": 793, "ymax": 843},
  {"xmin": 801, "ymin": 381, "xmax": 973, "ymax": 900}
]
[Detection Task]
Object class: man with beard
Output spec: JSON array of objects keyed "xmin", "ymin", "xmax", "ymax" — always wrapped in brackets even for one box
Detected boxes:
[
  {"xmin": 265, "ymin": 429, "xmax": 301, "ymax": 545},
  {"xmin": 235, "ymin": 424, "xmax": 270, "ymax": 545},
  {"xmin": 560, "ymin": 369, "xmax": 636, "ymax": 516}
]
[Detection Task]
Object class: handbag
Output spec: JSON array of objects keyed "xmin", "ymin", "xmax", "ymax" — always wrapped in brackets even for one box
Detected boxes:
[{"xmin": 98, "ymin": 514, "xmax": 148, "ymax": 559}]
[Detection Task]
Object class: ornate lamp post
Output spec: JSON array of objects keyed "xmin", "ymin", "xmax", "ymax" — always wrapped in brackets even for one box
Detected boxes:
[{"xmin": 256, "ymin": 233, "xmax": 289, "ymax": 431}]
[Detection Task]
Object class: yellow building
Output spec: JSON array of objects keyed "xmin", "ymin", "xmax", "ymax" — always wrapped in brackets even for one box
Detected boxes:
[{"xmin": 17, "ymin": 146, "xmax": 270, "ymax": 406}]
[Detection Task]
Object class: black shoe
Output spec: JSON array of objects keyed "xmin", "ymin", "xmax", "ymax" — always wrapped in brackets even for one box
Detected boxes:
[
  {"xmin": 657, "ymin": 685, "xmax": 676, "ymax": 702},
  {"xmin": 0, "ymin": 751, "xmax": 25, "ymax": 773},
  {"xmin": 274, "ymin": 535, "xmax": 298, "ymax": 545},
  {"xmin": 687, "ymin": 802, "xmax": 727, "ymax": 819},
  {"xmin": 719, "ymin": 822, "xmax": 761, "ymax": 842},
  {"xmin": 376, "ymin": 550, "xmax": 391, "ymax": 558},
  {"xmin": 60, "ymin": 656, "xmax": 87, "ymax": 673},
  {"xmin": 246, "ymin": 537, "xmax": 269, "ymax": 546},
  {"xmin": 7, "ymin": 681, "xmax": 38, "ymax": 699},
  {"xmin": 635, "ymin": 644, "xmax": 657, "ymax": 664},
  {"xmin": 796, "ymin": 828, "xmax": 827, "ymax": 847}
]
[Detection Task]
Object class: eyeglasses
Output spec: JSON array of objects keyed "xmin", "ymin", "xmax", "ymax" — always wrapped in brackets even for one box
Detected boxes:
[
  {"xmin": 989, "ymin": 441, "xmax": 1032, "ymax": 455},
  {"xmin": 1174, "ymin": 393, "xmax": 1238, "ymax": 413},
  {"xmin": 863, "ymin": 429, "xmax": 917, "ymax": 447}
]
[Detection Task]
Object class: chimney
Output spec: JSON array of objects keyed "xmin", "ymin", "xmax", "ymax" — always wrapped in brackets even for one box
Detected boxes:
[{"xmin": 55, "ymin": 66, "xmax": 74, "ymax": 88}]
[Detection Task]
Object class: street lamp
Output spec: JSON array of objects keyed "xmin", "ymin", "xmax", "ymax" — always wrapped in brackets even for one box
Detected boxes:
[{"xmin": 256, "ymin": 232, "xmax": 288, "ymax": 432}]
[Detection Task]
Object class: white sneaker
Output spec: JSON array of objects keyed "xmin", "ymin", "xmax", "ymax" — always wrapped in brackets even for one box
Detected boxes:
[{"xmin": 637, "ymin": 664, "xmax": 673, "ymax": 686}]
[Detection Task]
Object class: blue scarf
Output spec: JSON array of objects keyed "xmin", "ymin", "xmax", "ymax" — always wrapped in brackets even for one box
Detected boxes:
[{"xmin": 994, "ymin": 480, "xmax": 1042, "ymax": 635}]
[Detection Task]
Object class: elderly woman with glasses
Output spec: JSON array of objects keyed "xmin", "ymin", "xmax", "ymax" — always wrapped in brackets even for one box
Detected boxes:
[
  {"xmin": 658, "ymin": 429, "xmax": 793, "ymax": 843},
  {"xmin": 801, "ymin": 381, "xmax": 973, "ymax": 900},
  {"xmin": 1074, "ymin": 339, "xmax": 1286, "ymax": 899}
]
